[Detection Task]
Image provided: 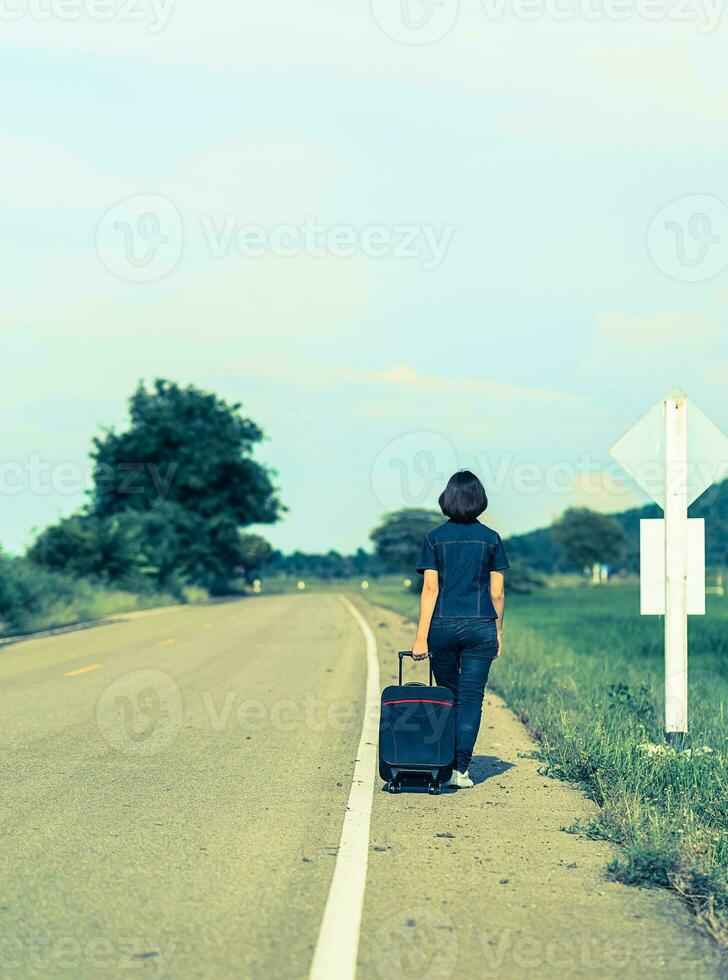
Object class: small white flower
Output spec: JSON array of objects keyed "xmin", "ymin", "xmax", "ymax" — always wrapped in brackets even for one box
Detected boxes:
[
  {"xmin": 637, "ymin": 742, "xmax": 675, "ymax": 757},
  {"xmin": 683, "ymin": 746, "xmax": 714, "ymax": 759}
]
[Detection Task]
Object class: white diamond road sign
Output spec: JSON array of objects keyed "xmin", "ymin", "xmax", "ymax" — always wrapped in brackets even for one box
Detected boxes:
[{"xmin": 609, "ymin": 388, "xmax": 728, "ymax": 510}]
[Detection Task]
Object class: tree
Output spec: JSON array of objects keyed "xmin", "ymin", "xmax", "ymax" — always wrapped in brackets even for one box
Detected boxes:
[
  {"xmin": 30, "ymin": 380, "xmax": 283, "ymax": 595},
  {"xmin": 261, "ymin": 547, "xmax": 382, "ymax": 580},
  {"xmin": 370, "ymin": 508, "xmax": 442, "ymax": 573},
  {"xmin": 28, "ymin": 512, "xmax": 143, "ymax": 585},
  {"xmin": 237, "ymin": 533, "xmax": 274, "ymax": 583},
  {"xmin": 552, "ymin": 507, "xmax": 627, "ymax": 571},
  {"xmin": 91, "ymin": 380, "xmax": 281, "ymax": 523}
]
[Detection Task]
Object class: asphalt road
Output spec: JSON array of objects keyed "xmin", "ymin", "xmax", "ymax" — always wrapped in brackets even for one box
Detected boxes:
[{"xmin": 0, "ymin": 593, "xmax": 723, "ymax": 979}]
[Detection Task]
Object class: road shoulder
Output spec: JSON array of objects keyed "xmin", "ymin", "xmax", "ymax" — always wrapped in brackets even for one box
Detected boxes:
[{"xmin": 355, "ymin": 597, "xmax": 724, "ymax": 980}]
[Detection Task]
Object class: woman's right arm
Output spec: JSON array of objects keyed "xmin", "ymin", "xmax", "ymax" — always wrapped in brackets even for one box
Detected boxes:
[
  {"xmin": 412, "ymin": 570, "xmax": 439, "ymax": 660},
  {"xmin": 490, "ymin": 570, "xmax": 505, "ymax": 657}
]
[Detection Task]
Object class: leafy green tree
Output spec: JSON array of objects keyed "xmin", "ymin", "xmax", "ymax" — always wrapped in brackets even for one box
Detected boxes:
[
  {"xmin": 127, "ymin": 504, "xmax": 201, "ymax": 595},
  {"xmin": 90, "ymin": 380, "xmax": 282, "ymax": 592},
  {"xmin": 552, "ymin": 507, "xmax": 627, "ymax": 570},
  {"xmin": 91, "ymin": 380, "xmax": 281, "ymax": 522},
  {"xmin": 238, "ymin": 533, "xmax": 274, "ymax": 583},
  {"xmin": 30, "ymin": 380, "xmax": 283, "ymax": 595},
  {"xmin": 351, "ymin": 548, "xmax": 371, "ymax": 576},
  {"xmin": 370, "ymin": 508, "xmax": 442, "ymax": 574},
  {"xmin": 28, "ymin": 513, "xmax": 142, "ymax": 585}
]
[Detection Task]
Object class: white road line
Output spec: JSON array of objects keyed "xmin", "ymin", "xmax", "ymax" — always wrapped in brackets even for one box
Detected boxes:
[{"xmin": 308, "ymin": 595, "xmax": 381, "ymax": 980}]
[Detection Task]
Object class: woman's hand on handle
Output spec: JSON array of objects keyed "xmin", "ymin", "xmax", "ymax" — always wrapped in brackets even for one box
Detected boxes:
[{"xmin": 412, "ymin": 637, "xmax": 429, "ymax": 660}]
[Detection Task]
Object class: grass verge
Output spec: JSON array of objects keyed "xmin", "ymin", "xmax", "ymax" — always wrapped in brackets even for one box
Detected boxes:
[
  {"xmin": 366, "ymin": 578, "xmax": 728, "ymax": 947},
  {"xmin": 0, "ymin": 556, "xmax": 205, "ymax": 638}
]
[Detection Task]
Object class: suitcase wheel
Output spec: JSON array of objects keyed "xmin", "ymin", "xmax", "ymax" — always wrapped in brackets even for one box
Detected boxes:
[
  {"xmin": 386, "ymin": 780, "xmax": 401, "ymax": 794},
  {"xmin": 428, "ymin": 781, "xmax": 441, "ymax": 795}
]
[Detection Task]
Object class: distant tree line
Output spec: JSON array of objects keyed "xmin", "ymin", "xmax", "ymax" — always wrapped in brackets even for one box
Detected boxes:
[
  {"xmin": 367, "ymin": 508, "xmax": 546, "ymax": 593},
  {"xmin": 508, "ymin": 481, "xmax": 728, "ymax": 573},
  {"xmin": 267, "ymin": 507, "xmax": 637, "ymax": 593},
  {"xmin": 263, "ymin": 548, "xmax": 382, "ymax": 580}
]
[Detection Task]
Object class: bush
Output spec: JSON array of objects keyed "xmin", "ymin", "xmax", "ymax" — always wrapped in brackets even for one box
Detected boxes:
[
  {"xmin": 506, "ymin": 561, "xmax": 546, "ymax": 594},
  {"xmin": 0, "ymin": 555, "xmax": 77, "ymax": 632},
  {"xmin": 0, "ymin": 554, "xmax": 178, "ymax": 636}
]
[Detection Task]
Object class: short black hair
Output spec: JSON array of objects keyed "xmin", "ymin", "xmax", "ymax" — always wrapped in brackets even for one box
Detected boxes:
[{"xmin": 438, "ymin": 470, "xmax": 488, "ymax": 523}]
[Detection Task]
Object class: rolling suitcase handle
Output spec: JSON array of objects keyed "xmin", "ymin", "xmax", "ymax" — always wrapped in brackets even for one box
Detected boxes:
[{"xmin": 398, "ymin": 651, "xmax": 433, "ymax": 686}]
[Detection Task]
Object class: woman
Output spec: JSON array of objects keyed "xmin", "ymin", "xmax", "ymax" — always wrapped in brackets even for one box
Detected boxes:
[{"xmin": 412, "ymin": 470, "xmax": 508, "ymax": 789}]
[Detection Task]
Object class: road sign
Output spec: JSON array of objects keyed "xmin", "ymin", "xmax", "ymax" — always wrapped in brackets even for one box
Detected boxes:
[
  {"xmin": 640, "ymin": 519, "xmax": 705, "ymax": 615},
  {"xmin": 609, "ymin": 390, "xmax": 728, "ymax": 737},
  {"xmin": 610, "ymin": 388, "xmax": 728, "ymax": 509}
]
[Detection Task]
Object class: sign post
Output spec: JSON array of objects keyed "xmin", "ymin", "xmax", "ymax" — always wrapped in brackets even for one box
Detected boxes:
[
  {"xmin": 664, "ymin": 393, "xmax": 689, "ymax": 739},
  {"xmin": 609, "ymin": 388, "xmax": 728, "ymax": 739}
]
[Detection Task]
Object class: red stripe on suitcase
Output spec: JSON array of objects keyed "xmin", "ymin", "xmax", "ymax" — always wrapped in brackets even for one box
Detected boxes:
[{"xmin": 382, "ymin": 699, "xmax": 453, "ymax": 707}]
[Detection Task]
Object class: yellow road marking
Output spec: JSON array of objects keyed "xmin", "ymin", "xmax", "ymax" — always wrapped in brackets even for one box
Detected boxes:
[
  {"xmin": 65, "ymin": 663, "xmax": 102, "ymax": 677},
  {"xmin": 159, "ymin": 638, "xmax": 176, "ymax": 646}
]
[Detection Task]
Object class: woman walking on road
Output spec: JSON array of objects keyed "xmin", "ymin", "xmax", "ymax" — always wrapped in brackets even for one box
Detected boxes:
[{"xmin": 411, "ymin": 470, "xmax": 508, "ymax": 789}]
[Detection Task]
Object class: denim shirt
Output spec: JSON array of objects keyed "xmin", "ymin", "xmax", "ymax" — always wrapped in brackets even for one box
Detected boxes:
[{"xmin": 416, "ymin": 519, "xmax": 509, "ymax": 619}]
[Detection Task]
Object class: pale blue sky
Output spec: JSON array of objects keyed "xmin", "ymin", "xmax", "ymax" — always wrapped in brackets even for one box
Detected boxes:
[{"xmin": 2, "ymin": 2, "xmax": 728, "ymax": 554}]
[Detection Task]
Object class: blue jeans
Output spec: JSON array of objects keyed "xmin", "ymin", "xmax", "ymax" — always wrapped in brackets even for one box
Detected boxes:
[{"xmin": 427, "ymin": 618, "xmax": 498, "ymax": 772}]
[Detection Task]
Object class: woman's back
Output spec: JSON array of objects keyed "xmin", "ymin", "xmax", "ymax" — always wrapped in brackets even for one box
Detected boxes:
[{"xmin": 417, "ymin": 519, "xmax": 509, "ymax": 619}]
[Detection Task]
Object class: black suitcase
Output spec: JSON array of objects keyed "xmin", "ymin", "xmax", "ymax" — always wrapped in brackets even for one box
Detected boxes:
[{"xmin": 379, "ymin": 652, "xmax": 455, "ymax": 794}]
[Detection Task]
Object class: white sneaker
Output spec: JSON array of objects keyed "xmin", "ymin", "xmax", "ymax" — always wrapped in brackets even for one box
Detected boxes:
[{"xmin": 447, "ymin": 769, "xmax": 474, "ymax": 789}]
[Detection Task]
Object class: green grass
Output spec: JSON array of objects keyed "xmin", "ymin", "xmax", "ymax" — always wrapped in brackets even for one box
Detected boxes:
[
  {"xmin": 365, "ymin": 578, "xmax": 728, "ymax": 945},
  {"xmin": 0, "ymin": 556, "xmax": 205, "ymax": 638},
  {"xmin": 0, "ymin": 584, "xmax": 185, "ymax": 638}
]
